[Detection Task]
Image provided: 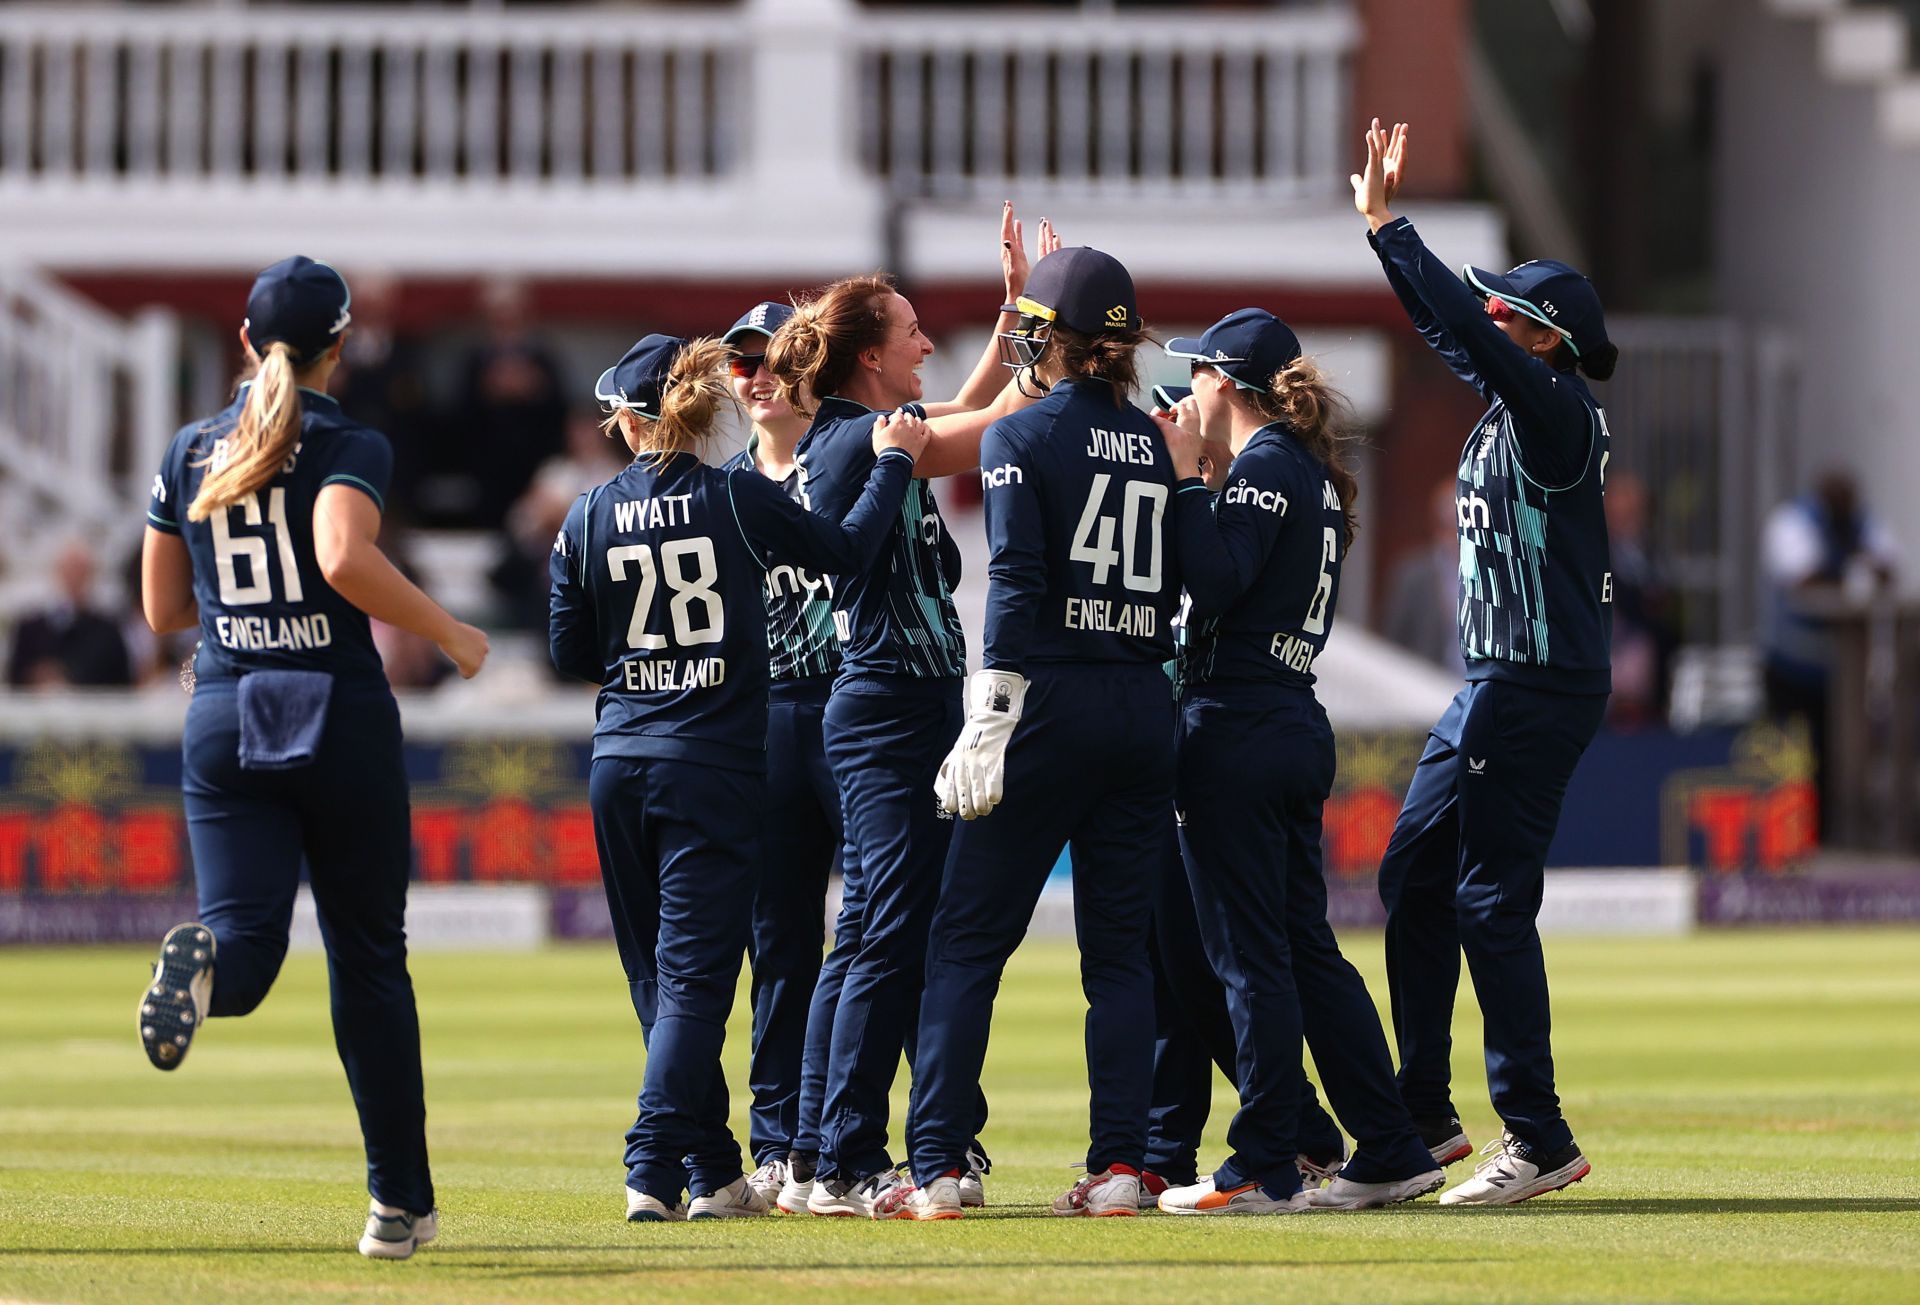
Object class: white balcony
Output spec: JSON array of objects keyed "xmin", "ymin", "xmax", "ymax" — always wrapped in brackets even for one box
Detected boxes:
[{"xmin": 0, "ymin": 0, "xmax": 1508, "ymax": 286}]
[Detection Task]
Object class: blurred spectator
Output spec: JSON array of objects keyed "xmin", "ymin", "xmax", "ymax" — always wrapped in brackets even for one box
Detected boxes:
[
  {"xmin": 7, "ymin": 538, "xmax": 133, "ymax": 689},
  {"xmin": 372, "ymin": 527, "xmax": 455, "ymax": 691},
  {"xmin": 1382, "ymin": 478, "xmax": 1465, "ymax": 674},
  {"xmin": 1761, "ymin": 469, "xmax": 1900, "ymax": 828},
  {"xmin": 439, "ymin": 278, "xmax": 568, "ymax": 528},
  {"xmin": 1604, "ymin": 472, "xmax": 1680, "ymax": 728},
  {"xmin": 490, "ymin": 408, "xmax": 630, "ymax": 631},
  {"xmin": 335, "ymin": 271, "xmax": 436, "ymax": 526}
]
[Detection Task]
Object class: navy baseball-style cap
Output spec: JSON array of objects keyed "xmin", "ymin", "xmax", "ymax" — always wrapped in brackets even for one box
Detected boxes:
[
  {"xmin": 1461, "ymin": 259, "xmax": 1609, "ymax": 360},
  {"xmin": 1165, "ymin": 308, "xmax": 1302, "ymax": 391},
  {"xmin": 595, "ymin": 334, "xmax": 685, "ymax": 420},
  {"xmin": 1016, "ymin": 247, "xmax": 1140, "ymax": 334},
  {"xmin": 244, "ymin": 255, "xmax": 351, "ymax": 362},
  {"xmin": 724, "ymin": 301, "xmax": 795, "ymax": 347}
]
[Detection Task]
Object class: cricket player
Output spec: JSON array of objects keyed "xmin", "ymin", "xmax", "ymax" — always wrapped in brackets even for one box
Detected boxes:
[
  {"xmin": 549, "ymin": 334, "xmax": 925, "ymax": 1221},
  {"xmin": 138, "ymin": 256, "xmax": 490, "ymax": 1259},
  {"xmin": 1355, "ymin": 118, "xmax": 1617, "ymax": 1204}
]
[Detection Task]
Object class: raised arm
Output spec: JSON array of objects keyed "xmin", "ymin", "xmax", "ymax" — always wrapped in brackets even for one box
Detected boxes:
[
  {"xmin": 547, "ymin": 492, "xmax": 602, "ymax": 684},
  {"xmin": 921, "ymin": 204, "xmax": 1062, "ymax": 420}
]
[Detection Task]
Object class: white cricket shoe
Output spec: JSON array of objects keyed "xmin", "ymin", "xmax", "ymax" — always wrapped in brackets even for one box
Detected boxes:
[
  {"xmin": 625, "ymin": 1187, "xmax": 688, "ymax": 1222},
  {"xmin": 777, "ymin": 1172, "xmax": 815, "ymax": 1215},
  {"xmin": 1158, "ymin": 1176, "xmax": 1310, "ymax": 1216},
  {"xmin": 1051, "ymin": 1167, "xmax": 1142, "ymax": 1217},
  {"xmin": 1439, "ymin": 1133, "xmax": 1590, "ymax": 1206},
  {"xmin": 871, "ymin": 1173, "xmax": 965, "ymax": 1221},
  {"xmin": 806, "ymin": 1168, "xmax": 906, "ymax": 1218},
  {"xmin": 1307, "ymin": 1167, "xmax": 1446, "ymax": 1210},
  {"xmin": 139, "ymin": 923, "xmax": 213, "ymax": 1071},
  {"xmin": 958, "ymin": 1146, "xmax": 989, "ymax": 1208},
  {"xmin": 689, "ymin": 1175, "xmax": 771, "ymax": 1220},
  {"xmin": 359, "ymin": 1203, "xmax": 437, "ymax": 1259},
  {"xmin": 745, "ymin": 1158, "xmax": 788, "ymax": 1206}
]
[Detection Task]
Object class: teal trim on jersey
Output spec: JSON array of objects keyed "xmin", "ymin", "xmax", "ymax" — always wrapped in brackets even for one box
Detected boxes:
[
  {"xmin": 147, "ymin": 510, "xmax": 179, "ymax": 532},
  {"xmin": 579, "ymin": 486, "xmax": 601, "ymax": 587},
  {"xmin": 724, "ymin": 470, "xmax": 767, "ymax": 570},
  {"xmin": 1461, "ymin": 265, "xmax": 1579, "ymax": 356},
  {"xmin": 320, "ymin": 472, "xmax": 384, "ymax": 511}
]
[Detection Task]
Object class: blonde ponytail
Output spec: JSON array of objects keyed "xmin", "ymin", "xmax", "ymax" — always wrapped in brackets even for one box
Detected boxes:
[
  {"xmin": 188, "ymin": 342, "xmax": 302, "ymax": 522},
  {"xmin": 609, "ymin": 336, "xmax": 738, "ymax": 467}
]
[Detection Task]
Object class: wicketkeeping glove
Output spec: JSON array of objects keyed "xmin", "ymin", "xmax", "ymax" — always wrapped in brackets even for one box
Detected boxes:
[{"xmin": 934, "ymin": 669, "xmax": 1028, "ymax": 820}]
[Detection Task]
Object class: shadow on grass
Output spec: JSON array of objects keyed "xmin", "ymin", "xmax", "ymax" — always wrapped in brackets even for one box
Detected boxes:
[
  {"xmin": 1493, "ymin": 1197, "xmax": 1920, "ymax": 1214},
  {"xmin": 432, "ymin": 1255, "xmax": 1507, "ymax": 1280}
]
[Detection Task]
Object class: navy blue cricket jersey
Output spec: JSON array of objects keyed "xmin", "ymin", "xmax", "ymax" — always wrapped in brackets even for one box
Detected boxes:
[
  {"xmin": 549, "ymin": 448, "xmax": 914, "ymax": 771},
  {"xmin": 146, "ymin": 386, "xmax": 393, "ymax": 688},
  {"xmin": 1371, "ymin": 217, "xmax": 1612, "ymax": 694},
  {"xmin": 1173, "ymin": 423, "xmax": 1346, "ymax": 690},
  {"xmin": 794, "ymin": 397, "xmax": 965, "ymax": 680},
  {"xmin": 978, "ymin": 377, "xmax": 1183, "ymax": 670},
  {"xmin": 723, "ymin": 434, "xmax": 841, "ymax": 684}
]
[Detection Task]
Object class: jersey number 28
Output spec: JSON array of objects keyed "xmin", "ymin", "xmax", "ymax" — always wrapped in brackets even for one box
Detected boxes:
[{"xmin": 607, "ymin": 538, "xmax": 724, "ymax": 649}]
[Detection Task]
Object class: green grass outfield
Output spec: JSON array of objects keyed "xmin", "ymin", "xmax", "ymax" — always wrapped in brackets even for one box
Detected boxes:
[{"xmin": 3, "ymin": 929, "xmax": 1918, "ymax": 1304}]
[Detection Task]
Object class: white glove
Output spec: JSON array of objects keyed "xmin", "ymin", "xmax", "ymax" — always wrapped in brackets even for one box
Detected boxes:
[{"xmin": 935, "ymin": 669, "xmax": 1028, "ymax": 820}]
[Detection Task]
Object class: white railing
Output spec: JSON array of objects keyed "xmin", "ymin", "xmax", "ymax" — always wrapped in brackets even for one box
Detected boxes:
[
  {"xmin": 853, "ymin": 9, "xmax": 1358, "ymax": 200},
  {"xmin": 0, "ymin": 263, "xmax": 177, "ymax": 604},
  {"xmin": 0, "ymin": 5, "xmax": 741, "ymax": 188},
  {"xmin": 0, "ymin": 2, "xmax": 1355, "ymax": 203}
]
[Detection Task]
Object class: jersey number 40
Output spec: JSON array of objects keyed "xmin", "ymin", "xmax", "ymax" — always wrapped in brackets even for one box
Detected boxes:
[
  {"xmin": 607, "ymin": 538, "xmax": 724, "ymax": 649},
  {"xmin": 1069, "ymin": 474, "xmax": 1167, "ymax": 592}
]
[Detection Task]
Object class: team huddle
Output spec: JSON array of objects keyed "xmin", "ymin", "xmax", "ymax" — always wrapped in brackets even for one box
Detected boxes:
[{"xmin": 134, "ymin": 120, "xmax": 1621, "ymax": 1253}]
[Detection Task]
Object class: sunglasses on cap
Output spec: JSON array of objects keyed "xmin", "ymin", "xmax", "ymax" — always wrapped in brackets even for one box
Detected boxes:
[
  {"xmin": 1486, "ymin": 295, "xmax": 1574, "ymax": 345},
  {"xmin": 728, "ymin": 352, "xmax": 767, "ymax": 379}
]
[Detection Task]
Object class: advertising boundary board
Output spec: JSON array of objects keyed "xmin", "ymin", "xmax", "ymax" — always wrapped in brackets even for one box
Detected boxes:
[{"xmin": 13, "ymin": 871, "xmax": 1920, "ymax": 946}]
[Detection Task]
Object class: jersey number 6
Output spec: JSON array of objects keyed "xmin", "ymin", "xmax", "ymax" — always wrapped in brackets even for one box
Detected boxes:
[{"xmin": 607, "ymin": 538, "xmax": 725, "ymax": 650}]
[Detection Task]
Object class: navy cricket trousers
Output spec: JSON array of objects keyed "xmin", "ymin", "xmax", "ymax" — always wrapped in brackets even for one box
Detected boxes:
[
  {"xmin": 910, "ymin": 665, "xmax": 1171, "ymax": 1183},
  {"xmin": 747, "ymin": 679, "xmax": 838, "ymax": 1165},
  {"xmin": 1145, "ymin": 825, "xmax": 1345, "ymax": 1185},
  {"xmin": 1178, "ymin": 684, "xmax": 1433, "ymax": 1195},
  {"xmin": 816, "ymin": 676, "xmax": 981, "ymax": 1182},
  {"xmin": 1378, "ymin": 680, "xmax": 1606, "ymax": 1154},
  {"xmin": 590, "ymin": 755, "xmax": 760, "ymax": 1202},
  {"xmin": 181, "ymin": 682, "xmax": 431, "ymax": 1214}
]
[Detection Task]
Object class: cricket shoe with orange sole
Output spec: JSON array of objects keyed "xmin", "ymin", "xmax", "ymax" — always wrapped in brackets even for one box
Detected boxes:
[{"xmin": 1157, "ymin": 1175, "xmax": 1310, "ymax": 1216}]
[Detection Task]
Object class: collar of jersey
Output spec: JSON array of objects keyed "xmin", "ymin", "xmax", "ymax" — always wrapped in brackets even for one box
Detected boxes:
[{"xmin": 815, "ymin": 394, "xmax": 875, "ymax": 419}]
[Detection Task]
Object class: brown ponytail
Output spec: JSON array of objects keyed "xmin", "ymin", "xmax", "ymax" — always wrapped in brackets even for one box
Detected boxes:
[
  {"xmin": 605, "ymin": 336, "xmax": 738, "ymax": 467},
  {"xmin": 765, "ymin": 274, "xmax": 895, "ymax": 418},
  {"xmin": 188, "ymin": 342, "xmax": 303, "ymax": 522},
  {"xmin": 1032, "ymin": 322, "xmax": 1147, "ymax": 402},
  {"xmin": 1239, "ymin": 355, "xmax": 1361, "ymax": 549}
]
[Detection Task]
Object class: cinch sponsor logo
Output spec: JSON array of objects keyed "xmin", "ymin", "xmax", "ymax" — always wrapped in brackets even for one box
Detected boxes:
[
  {"xmin": 981, "ymin": 463, "xmax": 1024, "ymax": 489},
  {"xmin": 1456, "ymin": 492, "xmax": 1491, "ymax": 529},
  {"xmin": 1224, "ymin": 480, "xmax": 1288, "ymax": 513},
  {"xmin": 767, "ymin": 563, "xmax": 828, "ymax": 600}
]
